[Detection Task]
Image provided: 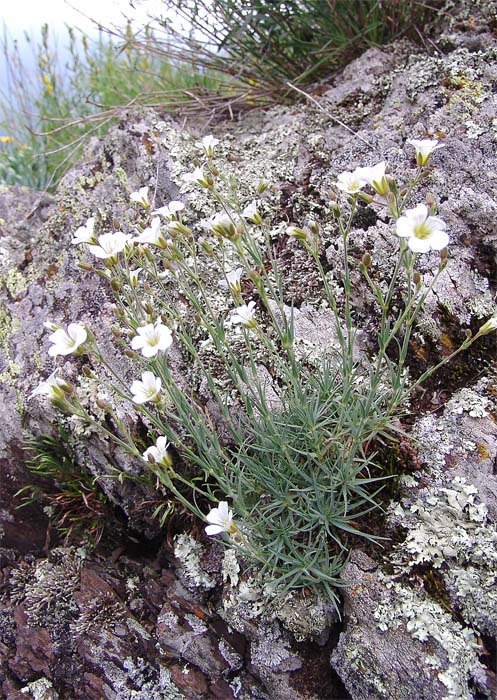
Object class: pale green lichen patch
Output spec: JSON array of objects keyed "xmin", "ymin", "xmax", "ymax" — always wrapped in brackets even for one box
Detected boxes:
[
  {"xmin": 374, "ymin": 577, "xmax": 486, "ymax": 699},
  {"xmin": 173, "ymin": 533, "xmax": 215, "ymax": 590},
  {"xmin": 390, "ymin": 477, "xmax": 497, "ymax": 638}
]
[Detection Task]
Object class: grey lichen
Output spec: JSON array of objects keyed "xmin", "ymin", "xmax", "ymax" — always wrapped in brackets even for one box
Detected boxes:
[
  {"xmin": 390, "ymin": 477, "xmax": 497, "ymax": 638},
  {"xmin": 10, "ymin": 547, "xmax": 84, "ymax": 626},
  {"xmin": 20, "ymin": 678, "xmax": 59, "ymax": 700},
  {"xmin": 374, "ymin": 577, "xmax": 486, "ymax": 699},
  {"xmin": 173, "ymin": 533, "xmax": 215, "ymax": 590}
]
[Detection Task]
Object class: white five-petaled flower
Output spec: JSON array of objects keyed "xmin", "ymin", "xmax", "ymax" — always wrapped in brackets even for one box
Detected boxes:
[
  {"xmin": 131, "ymin": 321, "xmax": 173, "ymax": 358},
  {"xmin": 30, "ymin": 369, "xmax": 70, "ymax": 400},
  {"xmin": 143, "ymin": 436, "xmax": 172, "ymax": 468},
  {"xmin": 134, "ymin": 218, "xmax": 164, "ymax": 246},
  {"xmin": 87, "ymin": 232, "xmax": 131, "ymax": 260},
  {"xmin": 71, "ymin": 217, "xmax": 96, "ymax": 245},
  {"xmin": 231, "ymin": 300, "xmax": 257, "ymax": 328},
  {"xmin": 336, "ymin": 169, "xmax": 368, "ymax": 194},
  {"xmin": 219, "ymin": 267, "xmax": 243, "ymax": 293},
  {"xmin": 48, "ymin": 323, "xmax": 87, "ymax": 357},
  {"xmin": 241, "ymin": 200, "xmax": 261, "ymax": 224},
  {"xmin": 396, "ymin": 203, "xmax": 449, "ymax": 253},
  {"xmin": 182, "ymin": 167, "xmax": 210, "ymax": 187},
  {"xmin": 130, "ymin": 371, "xmax": 162, "ymax": 404},
  {"xmin": 407, "ymin": 138, "xmax": 444, "ymax": 166},
  {"xmin": 152, "ymin": 201, "xmax": 185, "ymax": 219},
  {"xmin": 358, "ymin": 161, "xmax": 389, "ymax": 196},
  {"xmin": 205, "ymin": 501, "xmax": 236, "ymax": 537},
  {"xmin": 195, "ymin": 134, "xmax": 220, "ymax": 157},
  {"xmin": 130, "ymin": 186, "xmax": 150, "ymax": 208}
]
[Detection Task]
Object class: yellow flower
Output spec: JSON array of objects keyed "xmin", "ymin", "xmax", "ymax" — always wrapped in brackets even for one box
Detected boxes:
[
  {"xmin": 0, "ymin": 135, "xmax": 12, "ymax": 143},
  {"xmin": 42, "ymin": 74, "xmax": 53, "ymax": 93}
]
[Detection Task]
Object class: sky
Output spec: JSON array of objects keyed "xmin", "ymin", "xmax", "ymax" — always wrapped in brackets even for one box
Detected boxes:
[{"xmin": 1, "ymin": 0, "xmax": 170, "ymax": 35}]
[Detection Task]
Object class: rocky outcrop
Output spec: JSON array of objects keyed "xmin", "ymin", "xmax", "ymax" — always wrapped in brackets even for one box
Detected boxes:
[{"xmin": 0, "ymin": 0, "xmax": 496, "ymax": 697}]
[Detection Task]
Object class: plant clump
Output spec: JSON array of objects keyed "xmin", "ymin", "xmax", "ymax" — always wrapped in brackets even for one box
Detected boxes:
[{"xmin": 29, "ymin": 132, "xmax": 497, "ymax": 605}]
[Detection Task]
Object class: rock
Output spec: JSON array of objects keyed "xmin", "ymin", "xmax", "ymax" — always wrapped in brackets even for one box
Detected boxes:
[{"xmin": 330, "ymin": 551, "xmax": 488, "ymax": 700}]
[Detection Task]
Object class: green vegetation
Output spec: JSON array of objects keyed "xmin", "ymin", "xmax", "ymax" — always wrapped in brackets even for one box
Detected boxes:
[
  {"xmin": 0, "ymin": 23, "xmax": 224, "ymax": 190},
  {"xmin": 161, "ymin": 0, "xmax": 435, "ymax": 89},
  {"xmin": 0, "ymin": 1, "xmax": 435, "ymax": 190},
  {"xmin": 16, "ymin": 426, "xmax": 111, "ymax": 547}
]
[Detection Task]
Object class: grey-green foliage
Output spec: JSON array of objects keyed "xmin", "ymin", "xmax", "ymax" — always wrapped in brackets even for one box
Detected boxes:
[{"xmin": 225, "ymin": 361, "xmax": 390, "ymax": 596}]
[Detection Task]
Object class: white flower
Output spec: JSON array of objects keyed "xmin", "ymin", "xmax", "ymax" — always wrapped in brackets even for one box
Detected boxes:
[
  {"xmin": 48, "ymin": 323, "xmax": 87, "ymax": 357},
  {"xmin": 143, "ymin": 436, "xmax": 172, "ymax": 468},
  {"xmin": 128, "ymin": 268, "xmax": 141, "ymax": 288},
  {"xmin": 195, "ymin": 134, "xmax": 219, "ymax": 157},
  {"xmin": 134, "ymin": 218, "xmax": 164, "ymax": 246},
  {"xmin": 30, "ymin": 369, "xmax": 70, "ymax": 400},
  {"xmin": 71, "ymin": 217, "xmax": 96, "ymax": 245},
  {"xmin": 477, "ymin": 315, "xmax": 497, "ymax": 336},
  {"xmin": 207, "ymin": 212, "xmax": 240, "ymax": 239},
  {"xmin": 241, "ymin": 200, "xmax": 261, "ymax": 223},
  {"xmin": 152, "ymin": 201, "xmax": 185, "ymax": 219},
  {"xmin": 130, "ymin": 186, "xmax": 150, "ymax": 208},
  {"xmin": 87, "ymin": 232, "xmax": 131, "ymax": 260},
  {"xmin": 205, "ymin": 501, "xmax": 235, "ymax": 536},
  {"xmin": 407, "ymin": 138, "xmax": 444, "ymax": 166},
  {"xmin": 231, "ymin": 301, "xmax": 257, "ymax": 328},
  {"xmin": 357, "ymin": 161, "xmax": 389, "ymax": 195},
  {"xmin": 182, "ymin": 167, "xmax": 210, "ymax": 187},
  {"xmin": 130, "ymin": 371, "xmax": 162, "ymax": 404},
  {"xmin": 219, "ymin": 267, "xmax": 243, "ymax": 293},
  {"xmin": 396, "ymin": 203, "xmax": 449, "ymax": 253},
  {"xmin": 131, "ymin": 321, "xmax": 173, "ymax": 358},
  {"xmin": 336, "ymin": 169, "xmax": 368, "ymax": 194}
]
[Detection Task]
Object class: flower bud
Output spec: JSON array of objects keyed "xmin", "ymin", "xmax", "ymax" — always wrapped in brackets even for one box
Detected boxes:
[
  {"xmin": 388, "ymin": 178, "xmax": 398, "ymax": 194},
  {"xmin": 110, "ymin": 278, "xmax": 121, "ymax": 292},
  {"xmin": 111, "ymin": 326, "xmax": 121, "ymax": 337},
  {"xmin": 124, "ymin": 349, "xmax": 137, "ymax": 358},
  {"xmin": 477, "ymin": 316, "xmax": 497, "ymax": 336},
  {"xmin": 286, "ymin": 225, "xmax": 308, "ymax": 242},
  {"xmin": 357, "ymin": 192, "xmax": 375, "ymax": 205},
  {"xmin": 257, "ymin": 180, "xmax": 269, "ymax": 194},
  {"xmin": 143, "ymin": 302, "xmax": 154, "ymax": 315},
  {"xmin": 82, "ymin": 365, "xmax": 93, "ymax": 378},
  {"xmin": 199, "ymin": 237, "xmax": 214, "ymax": 255},
  {"xmin": 167, "ymin": 221, "xmax": 191, "ymax": 237},
  {"xmin": 43, "ymin": 321, "xmax": 60, "ymax": 331},
  {"xmin": 308, "ymin": 220, "xmax": 319, "ymax": 236},
  {"xmin": 96, "ymin": 398, "xmax": 108, "ymax": 410},
  {"xmin": 76, "ymin": 261, "xmax": 94, "ymax": 272},
  {"xmin": 413, "ymin": 271, "xmax": 421, "ymax": 288},
  {"xmin": 361, "ymin": 252, "xmax": 371, "ymax": 268}
]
